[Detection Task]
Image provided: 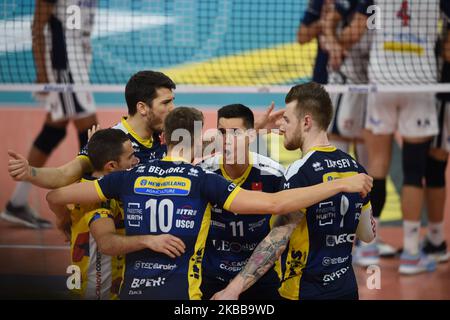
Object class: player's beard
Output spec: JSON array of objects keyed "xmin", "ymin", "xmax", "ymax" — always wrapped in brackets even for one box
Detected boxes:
[
  {"xmin": 283, "ymin": 129, "xmax": 302, "ymax": 151},
  {"xmin": 146, "ymin": 111, "xmax": 164, "ymax": 134}
]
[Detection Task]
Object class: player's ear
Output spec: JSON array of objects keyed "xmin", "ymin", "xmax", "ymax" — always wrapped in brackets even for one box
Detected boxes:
[
  {"xmin": 160, "ymin": 132, "xmax": 167, "ymax": 145},
  {"xmin": 103, "ymin": 160, "xmax": 119, "ymax": 172},
  {"xmin": 304, "ymin": 114, "xmax": 313, "ymax": 130},
  {"xmin": 136, "ymin": 101, "xmax": 149, "ymax": 116}
]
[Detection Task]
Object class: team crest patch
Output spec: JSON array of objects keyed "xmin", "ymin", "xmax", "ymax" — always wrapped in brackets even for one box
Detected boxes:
[{"xmin": 134, "ymin": 176, "xmax": 191, "ymax": 196}]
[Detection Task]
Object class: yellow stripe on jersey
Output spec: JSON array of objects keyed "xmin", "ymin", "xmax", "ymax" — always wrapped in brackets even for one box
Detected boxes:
[
  {"xmin": 309, "ymin": 145, "xmax": 337, "ymax": 153},
  {"xmin": 222, "ymin": 186, "xmax": 242, "ymax": 211},
  {"xmin": 161, "ymin": 156, "xmax": 189, "ymax": 163},
  {"xmin": 188, "ymin": 204, "xmax": 212, "ymax": 300},
  {"xmin": 219, "ymin": 154, "xmax": 253, "ymax": 187},
  {"xmin": 94, "ymin": 180, "xmax": 108, "ymax": 202},
  {"xmin": 383, "ymin": 42, "xmax": 424, "ymax": 55},
  {"xmin": 278, "ymin": 217, "xmax": 309, "ymax": 300},
  {"xmin": 362, "ymin": 201, "xmax": 372, "ymax": 212},
  {"xmin": 76, "ymin": 155, "xmax": 94, "ymax": 172},
  {"xmin": 121, "ymin": 117, "xmax": 153, "ymax": 148}
]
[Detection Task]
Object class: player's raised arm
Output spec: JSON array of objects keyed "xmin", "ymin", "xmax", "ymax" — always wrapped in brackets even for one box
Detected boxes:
[
  {"xmin": 8, "ymin": 150, "xmax": 90, "ymax": 189},
  {"xmin": 227, "ymin": 173, "xmax": 372, "ymax": 215},
  {"xmin": 338, "ymin": 11, "xmax": 368, "ymax": 51},
  {"xmin": 322, "ymin": 5, "xmax": 345, "ymax": 71}
]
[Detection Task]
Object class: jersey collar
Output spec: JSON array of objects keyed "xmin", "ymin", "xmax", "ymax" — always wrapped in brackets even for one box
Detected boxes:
[
  {"xmin": 219, "ymin": 152, "xmax": 253, "ymax": 187},
  {"xmin": 121, "ymin": 117, "xmax": 153, "ymax": 148}
]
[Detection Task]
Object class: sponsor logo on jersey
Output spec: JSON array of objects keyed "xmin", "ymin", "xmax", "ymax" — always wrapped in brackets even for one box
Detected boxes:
[
  {"xmin": 211, "ymin": 240, "xmax": 259, "ymax": 253},
  {"xmin": 133, "ymin": 261, "xmax": 177, "ymax": 271},
  {"xmin": 127, "ymin": 203, "xmax": 143, "ymax": 227},
  {"xmin": 130, "ymin": 277, "xmax": 166, "ymax": 289},
  {"xmin": 316, "ymin": 201, "xmax": 336, "ymax": 226},
  {"xmin": 248, "ymin": 218, "xmax": 266, "ymax": 232},
  {"xmin": 326, "ymin": 233, "xmax": 355, "ymax": 247},
  {"xmin": 188, "ymin": 168, "xmax": 199, "ymax": 177},
  {"xmin": 312, "ymin": 162, "xmax": 324, "ymax": 172},
  {"xmin": 176, "ymin": 207, "xmax": 197, "ymax": 217},
  {"xmin": 175, "ymin": 219, "xmax": 195, "ymax": 229},
  {"xmin": 323, "ymin": 267, "xmax": 350, "ymax": 284},
  {"xmin": 134, "ymin": 176, "xmax": 191, "ymax": 196},
  {"xmin": 136, "ymin": 165, "xmax": 146, "ymax": 173},
  {"xmin": 228, "ymin": 183, "xmax": 237, "ymax": 192},
  {"xmin": 210, "ymin": 219, "xmax": 226, "ymax": 229},
  {"xmin": 219, "ymin": 259, "xmax": 248, "ymax": 273},
  {"xmin": 322, "ymin": 256, "xmax": 350, "ymax": 267}
]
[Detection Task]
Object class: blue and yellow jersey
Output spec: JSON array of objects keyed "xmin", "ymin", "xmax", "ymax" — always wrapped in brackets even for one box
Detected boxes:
[
  {"xmin": 69, "ymin": 176, "xmax": 125, "ymax": 300},
  {"xmin": 198, "ymin": 152, "xmax": 284, "ymax": 285},
  {"xmin": 94, "ymin": 157, "xmax": 241, "ymax": 300},
  {"xmin": 77, "ymin": 117, "xmax": 167, "ymax": 165},
  {"xmin": 279, "ymin": 146, "xmax": 370, "ymax": 300}
]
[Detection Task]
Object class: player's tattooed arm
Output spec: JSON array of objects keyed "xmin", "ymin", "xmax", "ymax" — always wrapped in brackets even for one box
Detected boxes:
[{"xmin": 211, "ymin": 211, "xmax": 304, "ymax": 300}]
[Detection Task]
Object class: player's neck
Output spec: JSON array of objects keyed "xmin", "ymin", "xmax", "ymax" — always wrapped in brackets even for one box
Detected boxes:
[
  {"xmin": 223, "ymin": 163, "xmax": 249, "ymax": 180},
  {"xmin": 301, "ymin": 131, "xmax": 330, "ymax": 154},
  {"xmin": 126, "ymin": 115, "xmax": 153, "ymax": 140},
  {"xmin": 91, "ymin": 171, "xmax": 104, "ymax": 179},
  {"xmin": 222, "ymin": 152, "xmax": 250, "ymax": 179}
]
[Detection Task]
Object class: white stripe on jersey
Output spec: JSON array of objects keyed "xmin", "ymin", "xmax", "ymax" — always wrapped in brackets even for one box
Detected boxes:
[
  {"xmin": 197, "ymin": 152, "xmax": 285, "ymax": 177},
  {"xmin": 284, "ymin": 151, "xmax": 316, "ymax": 182},
  {"xmin": 84, "ymin": 233, "xmax": 112, "ymax": 300}
]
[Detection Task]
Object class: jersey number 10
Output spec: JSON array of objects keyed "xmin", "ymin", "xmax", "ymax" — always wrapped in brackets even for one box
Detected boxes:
[{"xmin": 146, "ymin": 199, "xmax": 174, "ymax": 233}]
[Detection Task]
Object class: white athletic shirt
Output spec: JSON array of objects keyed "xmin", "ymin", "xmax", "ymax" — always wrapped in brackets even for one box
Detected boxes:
[{"xmin": 359, "ymin": 0, "xmax": 442, "ymax": 84}]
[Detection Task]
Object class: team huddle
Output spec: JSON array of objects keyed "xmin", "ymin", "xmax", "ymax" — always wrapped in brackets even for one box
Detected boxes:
[{"xmin": 7, "ymin": 71, "xmax": 373, "ymax": 300}]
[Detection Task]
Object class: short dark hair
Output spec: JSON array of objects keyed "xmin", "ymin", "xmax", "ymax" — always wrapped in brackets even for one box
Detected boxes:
[
  {"xmin": 285, "ymin": 82, "xmax": 333, "ymax": 130},
  {"xmin": 125, "ymin": 70, "xmax": 176, "ymax": 115},
  {"xmin": 164, "ymin": 107, "xmax": 204, "ymax": 147},
  {"xmin": 87, "ymin": 129, "xmax": 130, "ymax": 171},
  {"xmin": 217, "ymin": 104, "xmax": 254, "ymax": 129}
]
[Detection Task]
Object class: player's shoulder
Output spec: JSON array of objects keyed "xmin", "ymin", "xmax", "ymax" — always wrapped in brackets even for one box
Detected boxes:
[
  {"xmin": 111, "ymin": 119, "xmax": 127, "ymax": 134},
  {"xmin": 332, "ymin": 148, "xmax": 367, "ymax": 173},
  {"xmin": 251, "ymin": 152, "xmax": 285, "ymax": 177},
  {"xmin": 196, "ymin": 154, "xmax": 221, "ymax": 173},
  {"xmin": 284, "ymin": 150, "xmax": 317, "ymax": 181}
]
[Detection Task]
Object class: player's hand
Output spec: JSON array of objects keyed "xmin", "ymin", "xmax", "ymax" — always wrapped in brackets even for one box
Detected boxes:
[
  {"xmin": 145, "ymin": 234, "xmax": 186, "ymax": 258},
  {"xmin": 87, "ymin": 124, "xmax": 101, "ymax": 141},
  {"xmin": 327, "ymin": 41, "xmax": 345, "ymax": 71},
  {"xmin": 340, "ymin": 173, "xmax": 373, "ymax": 198},
  {"xmin": 8, "ymin": 150, "xmax": 32, "ymax": 181},
  {"xmin": 211, "ymin": 288, "xmax": 240, "ymax": 300},
  {"xmin": 254, "ymin": 102, "xmax": 285, "ymax": 132}
]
